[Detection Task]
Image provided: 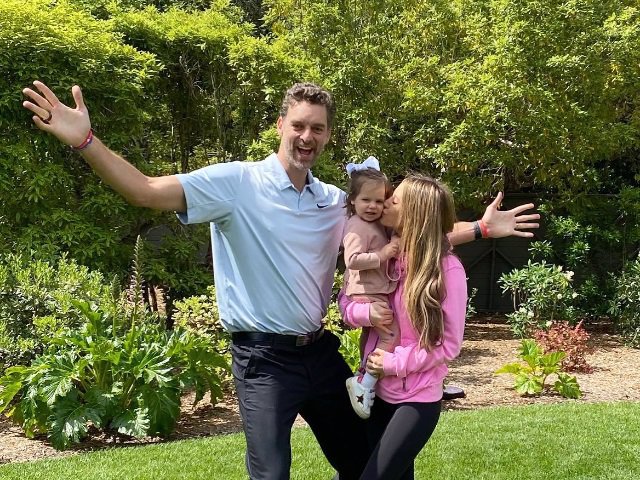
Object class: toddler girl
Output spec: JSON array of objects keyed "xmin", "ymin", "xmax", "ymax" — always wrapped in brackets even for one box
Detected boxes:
[{"xmin": 343, "ymin": 156, "xmax": 399, "ymax": 419}]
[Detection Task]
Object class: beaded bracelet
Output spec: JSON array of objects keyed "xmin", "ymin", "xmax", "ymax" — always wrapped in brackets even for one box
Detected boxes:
[{"xmin": 71, "ymin": 129, "xmax": 94, "ymax": 151}]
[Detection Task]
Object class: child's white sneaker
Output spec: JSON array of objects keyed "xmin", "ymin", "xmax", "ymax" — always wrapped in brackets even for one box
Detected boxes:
[{"xmin": 346, "ymin": 376, "xmax": 375, "ymax": 419}]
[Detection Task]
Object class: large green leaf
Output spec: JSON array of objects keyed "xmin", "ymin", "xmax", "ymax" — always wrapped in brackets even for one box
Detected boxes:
[
  {"xmin": 540, "ymin": 351, "xmax": 566, "ymax": 369},
  {"xmin": 40, "ymin": 352, "xmax": 87, "ymax": 405},
  {"xmin": 84, "ymin": 386, "xmax": 113, "ymax": 428},
  {"xmin": 49, "ymin": 393, "xmax": 101, "ymax": 450},
  {"xmin": 494, "ymin": 363, "xmax": 525, "ymax": 375},
  {"xmin": 519, "ymin": 339, "xmax": 541, "ymax": 358},
  {"xmin": 554, "ymin": 373, "xmax": 582, "ymax": 399},
  {"xmin": 110, "ymin": 407, "xmax": 150, "ymax": 438},
  {"xmin": 137, "ymin": 385, "xmax": 181, "ymax": 436},
  {"xmin": 14, "ymin": 391, "xmax": 49, "ymax": 438},
  {"xmin": 0, "ymin": 366, "xmax": 29, "ymax": 414},
  {"xmin": 514, "ymin": 373, "xmax": 543, "ymax": 396},
  {"xmin": 124, "ymin": 347, "xmax": 173, "ymax": 385}
]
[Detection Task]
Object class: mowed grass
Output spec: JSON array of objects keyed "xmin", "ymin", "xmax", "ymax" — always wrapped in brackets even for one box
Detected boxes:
[{"xmin": 1, "ymin": 402, "xmax": 638, "ymax": 480}]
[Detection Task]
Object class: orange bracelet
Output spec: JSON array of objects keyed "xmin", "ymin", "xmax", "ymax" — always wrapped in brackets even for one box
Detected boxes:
[{"xmin": 478, "ymin": 220, "xmax": 489, "ymax": 238}]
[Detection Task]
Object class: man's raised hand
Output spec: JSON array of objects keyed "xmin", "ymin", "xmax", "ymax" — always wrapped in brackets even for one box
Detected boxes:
[{"xmin": 22, "ymin": 81, "xmax": 91, "ymax": 147}]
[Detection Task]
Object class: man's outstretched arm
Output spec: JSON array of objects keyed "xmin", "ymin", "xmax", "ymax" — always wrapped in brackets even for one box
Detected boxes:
[
  {"xmin": 449, "ymin": 192, "xmax": 540, "ymax": 246},
  {"xmin": 22, "ymin": 81, "xmax": 186, "ymax": 213}
]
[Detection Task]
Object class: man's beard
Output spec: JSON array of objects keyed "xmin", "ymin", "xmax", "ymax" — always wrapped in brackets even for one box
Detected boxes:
[{"xmin": 286, "ymin": 143, "xmax": 319, "ymax": 171}]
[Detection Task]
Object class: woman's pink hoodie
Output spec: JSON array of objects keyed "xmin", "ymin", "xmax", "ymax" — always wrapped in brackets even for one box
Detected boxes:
[{"xmin": 340, "ymin": 254, "xmax": 467, "ymax": 403}]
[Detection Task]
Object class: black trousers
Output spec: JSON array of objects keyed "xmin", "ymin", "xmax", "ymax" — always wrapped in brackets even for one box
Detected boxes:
[
  {"xmin": 361, "ymin": 398, "xmax": 441, "ymax": 480},
  {"xmin": 232, "ymin": 331, "xmax": 369, "ymax": 480}
]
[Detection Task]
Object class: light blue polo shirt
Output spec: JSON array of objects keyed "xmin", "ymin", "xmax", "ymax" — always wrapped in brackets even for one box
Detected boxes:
[{"xmin": 176, "ymin": 153, "xmax": 346, "ymax": 334}]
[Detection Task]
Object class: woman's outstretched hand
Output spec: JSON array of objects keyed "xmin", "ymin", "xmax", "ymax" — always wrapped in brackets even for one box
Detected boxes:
[
  {"xmin": 22, "ymin": 81, "xmax": 91, "ymax": 147},
  {"xmin": 481, "ymin": 192, "xmax": 540, "ymax": 238}
]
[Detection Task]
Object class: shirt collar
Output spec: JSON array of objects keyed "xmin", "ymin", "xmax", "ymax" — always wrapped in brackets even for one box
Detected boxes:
[{"xmin": 266, "ymin": 153, "xmax": 325, "ymax": 199}]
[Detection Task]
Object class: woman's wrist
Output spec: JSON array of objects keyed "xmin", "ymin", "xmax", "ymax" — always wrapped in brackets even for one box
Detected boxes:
[{"xmin": 473, "ymin": 220, "xmax": 489, "ymax": 240}]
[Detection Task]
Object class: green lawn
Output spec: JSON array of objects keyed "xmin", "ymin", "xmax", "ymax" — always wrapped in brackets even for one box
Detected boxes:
[{"xmin": 1, "ymin": 402, "xmax": 638, "ymax": 480}]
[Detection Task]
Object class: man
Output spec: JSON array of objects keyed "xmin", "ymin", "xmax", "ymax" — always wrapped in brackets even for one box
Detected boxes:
[{"xmin": 22, "ymin": 81, "xmax": 539, "ymax": 479}]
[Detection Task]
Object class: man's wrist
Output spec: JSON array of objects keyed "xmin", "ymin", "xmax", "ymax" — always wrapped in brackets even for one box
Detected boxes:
[{"xmin": 71, "ymin": 129, "xmax": 94, "ymax": 151}]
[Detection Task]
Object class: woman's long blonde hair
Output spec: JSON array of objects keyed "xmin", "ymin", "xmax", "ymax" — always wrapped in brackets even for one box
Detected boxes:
[{"xmin": 398, "ymin": 174, "xmax": 457, "ymax": 350}]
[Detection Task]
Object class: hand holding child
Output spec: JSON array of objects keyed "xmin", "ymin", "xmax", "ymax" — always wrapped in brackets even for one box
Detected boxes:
[{"xmin": 369, "ymin": 302, "xmax": 393, "ymax": 336}]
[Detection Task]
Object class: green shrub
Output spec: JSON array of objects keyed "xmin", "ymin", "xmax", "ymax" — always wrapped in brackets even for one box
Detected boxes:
[
  {"xmin": 495, "ymin": 339, "xmax": 581, "ymax": 399},
  {"xmin": 335, "ymin": 328, "xmax": 363, "ymax": 374},
  {"xmin": 174, "ymin": 286, "xmax": 221, "ymax": 335},
  {"xmin": 609, "ymin": 255, "xmax": 640, "ymax": 347},
  {"xmin": 0, "ymin": 253, "xmax": 115, "ymax": 371},
  {"xmin": 1, "ymin": 0, "xmax": 297, "ymax": 292},
  {"xmin": 321, "ymin": 273, "xmax": 364, "ymax": 372},
  {"xmin": 0, "ymin": 0, "xmax": 160, "ymax": 275},
  {"xmin": 531, "ymin": 196, "xmax": 640, "ymax": 319},
  {"xmin": 173, "ymin": 285, "xmax": 231, "ymax": 360},
  {"xmin": 0, "ymin": 252, "xmax": 228, "ymax": 451},
  {"xmin": 499, "ymin": 260, "xmax": 580, "ymax": 337}
]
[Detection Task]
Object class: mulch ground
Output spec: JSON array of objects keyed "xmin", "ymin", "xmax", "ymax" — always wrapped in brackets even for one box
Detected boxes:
[{"xmin": 1, "ymin": 316, "xmax": 639, "ymax": 464}]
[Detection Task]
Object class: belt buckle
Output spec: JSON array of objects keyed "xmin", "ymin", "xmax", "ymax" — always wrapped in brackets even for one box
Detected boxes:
[{"xmin": 296, "ymin": 334, "xmax": 311, "ymax": 347}]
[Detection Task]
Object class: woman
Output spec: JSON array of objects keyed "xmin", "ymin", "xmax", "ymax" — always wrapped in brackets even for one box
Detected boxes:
[{"xmin": 340, "ymin": 174, "xmax": 467, "ymax": 480}]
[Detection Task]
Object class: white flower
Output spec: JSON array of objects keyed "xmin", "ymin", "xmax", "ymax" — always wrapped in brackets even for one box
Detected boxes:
[
  {"xmin": 564, "ymin": 271, "xmax": 574, "ymax": 280},
  {"xmin": 572, "ymin": 292, "xmax": 578, "ymax": 298},
  {"xmin": 527, "ymin": 310, "xmax": 535, "ymax": 318},
  {"xmin": 557, "ymin": 293, "xmax": 563, "ymax": 299}
]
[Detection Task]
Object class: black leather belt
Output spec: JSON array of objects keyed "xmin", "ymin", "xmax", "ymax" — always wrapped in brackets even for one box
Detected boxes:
[{"xmin": 231, "ymin": 326, "xmax": 325, "ymax": 347}]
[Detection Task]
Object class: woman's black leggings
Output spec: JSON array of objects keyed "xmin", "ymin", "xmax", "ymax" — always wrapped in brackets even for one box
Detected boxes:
[{"xmin": 360, "ymin": 398, "xmax": 442, "ymax": 480}]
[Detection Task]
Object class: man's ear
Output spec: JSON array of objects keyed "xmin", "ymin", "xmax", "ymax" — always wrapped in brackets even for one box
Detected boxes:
[{"xmin": 276, "ymin": 116, "xmax": 283, "ymax": 136}]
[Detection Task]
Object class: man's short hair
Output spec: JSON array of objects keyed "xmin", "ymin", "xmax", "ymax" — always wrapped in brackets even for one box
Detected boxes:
[{"xmin": 279, "ymin": 82, "xmax": 336, "ymax": 128}]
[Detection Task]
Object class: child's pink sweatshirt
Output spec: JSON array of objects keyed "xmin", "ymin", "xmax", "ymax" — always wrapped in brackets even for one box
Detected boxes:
[{"xmin": 343, "ymin": 215, "xmax": 396, "ymax": 296}]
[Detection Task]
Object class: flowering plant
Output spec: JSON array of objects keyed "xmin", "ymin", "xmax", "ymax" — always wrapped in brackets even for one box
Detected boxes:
[{"xmin": 499, "ymin": 260, "xmax": 580, "ymax": 337}]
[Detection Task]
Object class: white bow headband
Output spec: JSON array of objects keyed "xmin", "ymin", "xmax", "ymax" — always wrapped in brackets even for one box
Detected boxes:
[{"xmin": 346, "ymin": 156, "xmax": 380, "ymax": 177}]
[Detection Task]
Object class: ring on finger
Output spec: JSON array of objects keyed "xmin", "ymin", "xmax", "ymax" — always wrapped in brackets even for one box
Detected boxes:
[{"xmin": 42, "ymin": 111, "xmax": 52, "ymax": 124}]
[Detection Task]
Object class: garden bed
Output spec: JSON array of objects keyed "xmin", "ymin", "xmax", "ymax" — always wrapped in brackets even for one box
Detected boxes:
[{"xmin": 1, "ymin": 316, "xmax": 639, "ymax": 464}]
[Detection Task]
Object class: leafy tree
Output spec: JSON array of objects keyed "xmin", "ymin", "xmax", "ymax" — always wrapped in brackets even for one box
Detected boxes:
[{"xmin": 264, "ymin": 0, "xmax": 640, "ymax": 205}]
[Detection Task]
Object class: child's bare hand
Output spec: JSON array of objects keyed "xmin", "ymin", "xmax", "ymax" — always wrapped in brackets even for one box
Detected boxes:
[
  {"xmin": 378, "ymin": 241, "xmax": 399, "ymax": 262},
  {"xmin": 366, "ymin": 349, "xmax": 386, "ymax": 377}
]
